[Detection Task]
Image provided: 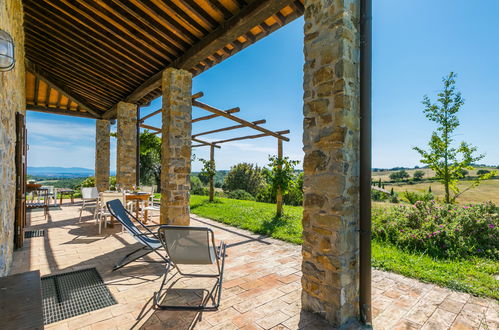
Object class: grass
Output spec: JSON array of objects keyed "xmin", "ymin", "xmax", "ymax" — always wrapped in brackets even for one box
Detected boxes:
[{"xmin": 189, "ymin": 195, "xmax": 499, "ymax": 299}]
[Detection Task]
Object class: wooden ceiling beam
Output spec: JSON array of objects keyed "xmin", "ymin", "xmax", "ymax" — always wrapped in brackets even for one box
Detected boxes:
[
  {"xmin": 25, "ymin": 59, "xmax": 103, "ymax": 118},
  {"xmin": 212, "ymin": 130, "xmax": 290, "ymax": 144},
  {"xmin": 193, "ymin": 100, "xmax": 289, "ymax": 141},
  {"xmin": 192, "ymin": 119, "xmax": 266, "ymax": 138},
  {"xmin": 140, "ymin": 123, "xmax": 220, "ymax": 148},
  {"xmin": 27, "ymin": 105, "xmax": 97, "ymax": 119},
  {"xmin": 192, "ymin": 137, "xmax": 221, "ymax": 148},
  {"xmin": 122, "ymin": 0, "xmax": 295, "ymax": 104}
]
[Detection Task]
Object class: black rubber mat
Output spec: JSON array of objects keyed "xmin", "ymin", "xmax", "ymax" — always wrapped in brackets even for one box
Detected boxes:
[
  {"xmin": 25, "ymin": 229, "xmax": 45, "ymax": 238},
  {"xmin": 41, "ymin": 268, "xmax": 117, "ymax": 324}
]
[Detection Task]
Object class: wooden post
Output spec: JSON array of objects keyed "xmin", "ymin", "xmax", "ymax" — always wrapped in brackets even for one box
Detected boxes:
[
  {"xmin": 209, "ymin": 144, "xmax": 215, "ymax": 202},
  {"xmin": 276, "ymin": 139, "xmax": 283, "ymax": 217}
]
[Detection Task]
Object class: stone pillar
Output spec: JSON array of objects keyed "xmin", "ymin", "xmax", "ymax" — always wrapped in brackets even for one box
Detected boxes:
[
  {"xmin": 95, "ymin": 119, "xmax": 110, "ymax": 192},
  {"xmin": 301, "ymin": 0, "xmax": 361, "ymax": 327},
  {"xmin": 160, "ymin": 68, "xmax": 192, "ymax": 225},
  {"xmin": 116, "ymin": 102, "xmax": 138, "ymax": 190}
]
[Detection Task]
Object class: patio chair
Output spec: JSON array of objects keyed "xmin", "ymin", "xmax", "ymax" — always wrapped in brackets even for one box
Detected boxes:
[
  {"xmin": 41, "ymin": 186, "xmax": 57, "ymax": 206},
  {"xmin": 78, "ymin": 187, "xmax": 99, "ymax": 222},
  {"xmin": 106, "ymin": 199, "xmax": 168, "ymax": 271},
  {"xmin": 96, "ymin": 192, "xmax": 126, "ymax": 234},
  {"xmin": 154, "ymin": 225, "xmax": 227, "ymax": 310}
]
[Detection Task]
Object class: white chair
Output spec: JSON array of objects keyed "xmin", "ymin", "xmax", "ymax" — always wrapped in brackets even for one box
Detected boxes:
[
  {"xmin": 41, "ymin": 186, "xmax": 57, "ymax": 205},
  {"xmin": 96, "ymin": 192, "xmax": 126, "ymax": 234},
  {"xmin": 79, "ymin": 187, "xmax": 99, "ymax": 222},
  {"xmin": 140, "ymin": 186, "xmax": 160, "ymax": 221}
]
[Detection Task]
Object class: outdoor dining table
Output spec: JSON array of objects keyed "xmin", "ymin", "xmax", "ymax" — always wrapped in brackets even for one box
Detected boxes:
[
  {"xmin": 126, "ymin": 192, "xmax": 151, "ymax": 223},
  {"xmin": 58, "ymin": 188, "xmax": 75, "ymax": 205}
]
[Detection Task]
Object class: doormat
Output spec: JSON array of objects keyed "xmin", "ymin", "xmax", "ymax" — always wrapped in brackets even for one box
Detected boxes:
[
  {"xmin": 41, "ymin": 268, "xmax": 117, "ymax": 324},
  {"xmin": 25, "ymin": 229, "xmax": 45, "ymax": 238}
]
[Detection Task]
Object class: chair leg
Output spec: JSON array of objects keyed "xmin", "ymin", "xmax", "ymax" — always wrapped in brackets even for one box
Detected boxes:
[
  {"xmin": 113, "ymin": 246, "xmax": 161, "ymax": 271},
  {"xmin": 79, "ymin": 200, "xmax": 86, "ymax": 222}
]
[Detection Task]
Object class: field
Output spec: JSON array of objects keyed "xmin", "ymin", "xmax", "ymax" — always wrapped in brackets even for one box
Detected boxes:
[
  {"xmin": 386, "ymin": 179, "xmax": 499, "ymax": 204},
  {"xmin": 372, "ymin": 166, "xmax": 498, "ymax": 181}
]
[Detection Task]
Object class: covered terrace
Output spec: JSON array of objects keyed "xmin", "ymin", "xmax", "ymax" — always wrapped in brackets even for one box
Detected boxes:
[{"xmin": 0, "ymin": 0, "xmax": 376, "ymax": 328}]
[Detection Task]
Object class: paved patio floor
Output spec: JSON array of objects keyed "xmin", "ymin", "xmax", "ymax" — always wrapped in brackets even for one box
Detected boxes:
[{"xmin": 10, "ymin": 201, "xmax": 498, "ymax": 330}]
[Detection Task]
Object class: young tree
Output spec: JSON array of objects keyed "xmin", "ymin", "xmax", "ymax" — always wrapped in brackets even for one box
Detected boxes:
[
  {"xmin": 199, "ymin": 157, "xmax": 216, "ymax": 202},
  {"xmin": 265, "ymin": 155, "xmax": 299, "ymax": 216},
  {"xmin": 414, "ymin": 72, "xmax": 495, "ymax": 203}
]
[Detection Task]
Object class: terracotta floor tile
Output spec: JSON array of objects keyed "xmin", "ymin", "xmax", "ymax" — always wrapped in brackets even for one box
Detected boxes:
[{"xmin": 10, "ymin": 204, "xmax": 497, "ymax": 330}]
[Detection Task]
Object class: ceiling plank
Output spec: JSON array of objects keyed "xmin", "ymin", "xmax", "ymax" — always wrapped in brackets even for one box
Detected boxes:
[
  {"xmin": 27, "ymin": 105, "xmax": 97, "ymax": 119},
  {"xmin": 123, "ymin": 0, "xmax": 294, "ymax": 104},
  {"xmin": 26, "ymin": 59, "xmax": 103, "ymax": 118}
]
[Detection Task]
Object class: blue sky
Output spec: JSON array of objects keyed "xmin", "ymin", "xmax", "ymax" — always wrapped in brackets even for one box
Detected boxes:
[{"xmin": 27, "ymin": 0, "xmax": 499, "ymax": 172}]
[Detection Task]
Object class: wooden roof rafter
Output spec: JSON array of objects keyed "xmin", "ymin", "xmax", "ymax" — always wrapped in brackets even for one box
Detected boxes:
[
  {"xmin": 24, "ymin": 0, "xmax": 304, "ymax": 119},
  {"xmin": 25, "ymin": 60, "xmax": 103, "ymax": 119}
]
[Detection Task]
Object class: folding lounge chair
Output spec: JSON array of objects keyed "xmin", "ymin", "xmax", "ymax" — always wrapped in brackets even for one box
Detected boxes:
[
  {"xmin": 106, "ymin": 199, "xmax": 168, "ymax": 271},
  {"xmin": 154, "ymin": 225, "xmax": 227, "ymax": 310}
]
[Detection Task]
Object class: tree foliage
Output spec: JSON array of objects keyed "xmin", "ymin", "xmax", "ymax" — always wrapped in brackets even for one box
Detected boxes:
[
  {"xmin": 264, "ymin": 155, "xmax": 300, "ymax": 196},
  {"xmin": 389, "ymin": 170, "xmax": 410, "ymax": 181},
  {"xmin": 413, "ymin": 72, "xmax": 495, "ymax": 203},
  {"xmin": 222, "ymin": 163, "xmax": 264, "ymax": 196},
  {"xmin": 139, "ymin": 131, "xmax": 162, "ymax": 189},
  {"xmin": 413, "ymin": 170, "xmax": 425, "ymax": 180}
]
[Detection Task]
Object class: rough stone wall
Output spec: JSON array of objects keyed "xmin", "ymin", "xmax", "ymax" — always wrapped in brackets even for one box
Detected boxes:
[
  {"xmin": 116, "ymin": 102, "xmax": 138, "ymax": 190},
  {"xmin": 0, "ymin": 0, "xmax": 25, "ymax": 276},
  {"xmin": 160, "ymin": 68, "xmax": 192, "ymax": 225},
  {"xmin": 95, "ymin": 119, "xmax": 110, "ymax": 192},
  {"xmin": 301, "ymin": 0, "xmax": 361, "ymax": 326}
]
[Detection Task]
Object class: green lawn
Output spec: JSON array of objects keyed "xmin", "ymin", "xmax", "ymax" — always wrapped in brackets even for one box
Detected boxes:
[{"xmin": 189, "ymin": 195, "xmax": 499, "ymax": 299}]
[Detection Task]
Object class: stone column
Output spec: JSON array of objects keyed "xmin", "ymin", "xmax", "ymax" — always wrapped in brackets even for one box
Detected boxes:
[
  {"xmin": 160, "ymin": 68, "xmax": 192, "ymax": 225},
  {"xmin": 116, "ymin": 101, "xmax": 138, "ymax": 190},
  {"xmin": 95, "ymin": 119, "xmax": 110, "ymax": 192},
  {"xmin": 301, "ymin": 0, "xmax": 361, "ymax": 327}
]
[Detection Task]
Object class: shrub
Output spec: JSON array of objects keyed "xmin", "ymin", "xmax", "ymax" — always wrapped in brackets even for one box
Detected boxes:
[
  {"xmin": 372, "ymin": 201, "xmax": 499, "ymax": 259},
  {"xmin": 477, "ymin": 169, "xmax": 490, "ymax": 176},
  {"xmin": 81, "ymin": 176, "xmax": 96, "ymax": 188},
  {"xmin": 226, "ymin": 189, "xmax": 255, "ymax": 201},
  {"xmin": 371, "ymin": 189, "xmax": 388, "ymax": 201},
  {"xmin": 402, "ymin": 191, "xmax": 434, "ymax": 204},
  {"xmin": 190, "ymin": 176, "xmax": 207, "ymax": 195}
]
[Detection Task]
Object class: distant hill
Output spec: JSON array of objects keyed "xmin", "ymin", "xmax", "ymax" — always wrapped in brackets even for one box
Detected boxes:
[{"xmin": 28, "ymin": 167, "xmax": 96, "ymax": 178}]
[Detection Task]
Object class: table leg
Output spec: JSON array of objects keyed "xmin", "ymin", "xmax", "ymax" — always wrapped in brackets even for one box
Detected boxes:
[
  {"xmin": 60, "ymin": 194, "xmax": 63, "ymax": 205},
  {"xmin": 71, "ymin": 193, "xmax": 74, "ymax": 204},
  {"xmin": 144, "ymin": 200, "xmax": 149, "ymax": 224}
]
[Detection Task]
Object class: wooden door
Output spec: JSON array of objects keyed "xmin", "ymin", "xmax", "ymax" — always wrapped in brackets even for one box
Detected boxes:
[{"xmin": 14, "ymin": 112, "xmax": 27, "ymax": 249}]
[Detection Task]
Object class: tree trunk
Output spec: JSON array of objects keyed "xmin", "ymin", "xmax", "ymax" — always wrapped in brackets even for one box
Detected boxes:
[
  {"xmin": 209, "ymin": 145, "xmax": 215, "ymax": 202},
  {"xmin": 276, "ymin": 139, "xmax": 283, "ymax": 217}
]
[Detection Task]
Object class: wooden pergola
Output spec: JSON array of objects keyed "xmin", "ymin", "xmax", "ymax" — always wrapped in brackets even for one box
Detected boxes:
[{"xmin": 139, "ymin": 93, "xmax": 290, "ymax": 213}]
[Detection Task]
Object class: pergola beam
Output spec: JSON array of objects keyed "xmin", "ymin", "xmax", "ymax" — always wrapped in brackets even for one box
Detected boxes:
[
  {"xmin": 139, "ymin": 92, "xmax": 204, "ymax": 122},
  {"xmin": 27, "ymin": 105, "xmax": 97, "ymax": 119},
  {"xmin": 139, "ymin": 123, "xmax": 220, "ymax": 148},
  {"xmin": 192, "ymin": 107, "xmax": 240, "ymax": 122},
  {"xmin": 25, "ymin": 59, "xmax": 103, "ymax": 119},
  {"xmin": 192, "ymin": 119, "xmax": 266, "ymax": 138},
  {"xmin": 193, "ymin": 100, "xmax": 290, "ymax": 141},
  {"xmin": 212, "ymin": 130, "xmax": 289, "ymax": 144},
  {"xmin": 121, "ymin": 0, "xmax": 295, "ymax": 105}
]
